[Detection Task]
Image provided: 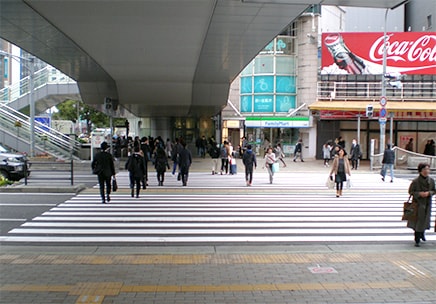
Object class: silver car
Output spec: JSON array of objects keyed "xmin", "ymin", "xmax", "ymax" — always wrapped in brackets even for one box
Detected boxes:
[{"xmin": 0, "ymin": 144, "xmax": 30, "ymax": 181}]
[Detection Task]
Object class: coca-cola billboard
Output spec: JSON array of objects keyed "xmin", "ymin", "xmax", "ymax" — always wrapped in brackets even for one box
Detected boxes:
[{"xmin": 321, "ymin": 32, "xmax": 436, "ymax": 75}]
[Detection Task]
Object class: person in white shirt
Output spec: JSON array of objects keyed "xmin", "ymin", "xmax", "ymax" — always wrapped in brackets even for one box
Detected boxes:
[{"xmin": 264, "ymin": 147, "xmax": 276, "ymax": 184}]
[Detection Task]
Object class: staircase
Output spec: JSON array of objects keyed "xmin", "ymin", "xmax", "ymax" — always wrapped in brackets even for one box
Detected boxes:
[
  {"xmin": 0, "ymin": 104, "xmax": 81, "ymax": 160},
  {"xmin": 0, "ymin": 66, "xmax": 83, "ymax": 159}
]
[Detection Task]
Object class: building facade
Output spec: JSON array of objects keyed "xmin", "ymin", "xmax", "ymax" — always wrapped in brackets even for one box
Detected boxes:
[{"xmin": 223, "ymin": 1, "xmax": 435, "ymax": 159}]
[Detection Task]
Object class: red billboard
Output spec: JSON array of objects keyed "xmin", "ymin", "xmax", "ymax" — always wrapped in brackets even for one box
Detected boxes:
[{"xmin": 321, "ymin": 32, "xmax": 436, "ymax": 75}]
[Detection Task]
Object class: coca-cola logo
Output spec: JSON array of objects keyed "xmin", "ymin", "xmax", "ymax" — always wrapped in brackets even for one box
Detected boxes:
[{"xmin": 369, "ymin": 34, "xmax": 436, "ymax": 63}]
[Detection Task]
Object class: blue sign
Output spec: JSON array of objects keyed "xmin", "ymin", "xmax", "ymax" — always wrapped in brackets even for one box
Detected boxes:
[
  {"xmin": 254, "ymin": 76, "xmax": 274, "ymax": 93},
  {"xmin": 379, "ymin": 108, "xmax": 387, "ymax": 118},
  {"xmin": 240, "ymin": 77, "xmax": 252, "ymax": 94},
  {"xmin": 240, "ymin": 95, "xmax": 253, "ymax": 112},
  {"xmin": 254, "ymin": 95, "xmax": 273, "ymax": 112},
  {"xmin": 276, "ymin": 76, "xmax": 296, "ymax": 93},
  {"xmin": 35, "ymin": 116, "xmax": 51, "ymax": 132},
  {"xmin": 276, "ymin": 95, "xmax": 296, "ymax": 112}
]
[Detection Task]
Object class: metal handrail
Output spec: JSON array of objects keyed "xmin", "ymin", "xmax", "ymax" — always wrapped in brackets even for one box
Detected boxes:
[
  {"xmin": 24, "ymin": 160, "xmax": 74, "ymax": 186},
  {"xmin": 0, "ymin": 66, "xmax": 76, "ymax": 104},
  {"xmin": 371, "ymin": 146, "xmax": 436, "ymax": 171},
  {"xmin": 317, "ymin": 81, "xmax": 436, "ymax": 100},
  {"xmin": 0, "ymin": 105, "xmax": 81, "ymax": 159}
]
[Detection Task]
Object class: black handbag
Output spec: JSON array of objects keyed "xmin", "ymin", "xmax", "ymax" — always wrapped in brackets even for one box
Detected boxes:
[
  {"xmin": 402, "ymin": 195, "xmax": 417, "ymax": 221},
  {"xmin": 112, "ymin": 177, "xmax": 118, "ymax": 192}
]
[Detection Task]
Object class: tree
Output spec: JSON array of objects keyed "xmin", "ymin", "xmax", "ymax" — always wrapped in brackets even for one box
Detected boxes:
[{"xmin": 52, "ymin": 99, "xmax": 126, "ymax": 134}]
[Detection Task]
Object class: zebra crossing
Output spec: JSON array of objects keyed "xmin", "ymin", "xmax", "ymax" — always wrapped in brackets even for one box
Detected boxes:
[{"xmin": 1, "ymin": 172, "xmax": 434, "ymax": 244}]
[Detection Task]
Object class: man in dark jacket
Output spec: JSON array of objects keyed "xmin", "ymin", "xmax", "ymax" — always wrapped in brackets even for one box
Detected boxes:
[
  {"xmin": 92, "ymin": 141, "xmax": 116, "ymax": 203},
  {"xmin": 125, "ymin": 146, "xmax": 147, "ymax": 198},
  {"xmin": 349, "ymin": 138, "xmax": 361, "ymax": 170},
  {"xmin": 140, "ymin": 137, "xmax": 151, "ymax": 188},
  {"xmin": 178, "ymin": 140, "xmax": 192, "ymax": 186},
  {"xmin": 242, "ymin": 144, "xmax": 257, "ymax": 186},
  {"xmin": 381, "ymin": 144, "xmax": 395, "ymax": 182}
]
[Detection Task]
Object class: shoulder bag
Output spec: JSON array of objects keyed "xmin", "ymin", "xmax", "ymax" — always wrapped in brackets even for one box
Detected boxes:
[{"xmin": 402, "ymin": 195, "xmax": 417, "ymax": 221}]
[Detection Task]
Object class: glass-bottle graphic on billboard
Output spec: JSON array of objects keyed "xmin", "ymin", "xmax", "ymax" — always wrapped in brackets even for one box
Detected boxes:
[{"xmin": 324, "ymin": 34, "xmax": 367, "ymax": 74}]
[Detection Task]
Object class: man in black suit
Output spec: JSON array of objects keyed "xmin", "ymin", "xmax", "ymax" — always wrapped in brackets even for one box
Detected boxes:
[{"xmin": 92, "ymin": 141, "xmax": 116, "ymax": 203}]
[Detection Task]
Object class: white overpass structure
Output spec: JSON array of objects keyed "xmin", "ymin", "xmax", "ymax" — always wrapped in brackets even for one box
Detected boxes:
[{"xmin": 0, "ymin": 0, "xmax": 407, "ymax": 118}]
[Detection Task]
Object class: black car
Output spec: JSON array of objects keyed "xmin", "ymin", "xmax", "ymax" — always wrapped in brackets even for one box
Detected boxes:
[{"xmin": 0, "ymin": 144, "xmax": 30, "ymax": 181}]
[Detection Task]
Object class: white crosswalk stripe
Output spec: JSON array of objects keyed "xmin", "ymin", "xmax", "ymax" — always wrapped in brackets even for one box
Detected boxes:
[{"xmin": 1, "ymin": 172, "xmax": 435, "ymax": 244}]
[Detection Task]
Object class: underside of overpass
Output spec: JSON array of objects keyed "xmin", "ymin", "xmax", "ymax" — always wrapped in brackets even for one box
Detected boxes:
[{"xmin": 0, "ymin": 0, "xmax": 406, "ymax": 118}]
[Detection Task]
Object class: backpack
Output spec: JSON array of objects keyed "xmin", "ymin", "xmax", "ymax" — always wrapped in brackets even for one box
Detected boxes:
[
  {"xmin": 128, "ymin": 155, "xmax": 140, "ymax": 172},
  {"xmin": 220, "ymin": 146, "xmax": 227, "ymax": 158}
]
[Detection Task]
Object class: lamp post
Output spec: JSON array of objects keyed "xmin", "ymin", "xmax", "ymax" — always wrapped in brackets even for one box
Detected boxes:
[
  {"xmin": 28, "ymin": 56, "xmax": 35, "ymax": 157},
  {"xmin": 379, "ymin": 8, "xmax": 388, "ymax": 155},
  {"xmin": 380, "ymin": 1, "xmax": 408, "ymax": 153}
]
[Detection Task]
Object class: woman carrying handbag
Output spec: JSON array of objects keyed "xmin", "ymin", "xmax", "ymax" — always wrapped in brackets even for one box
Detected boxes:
[
  {"xmin": 407, "ymin": 163, "xmax": 435, "ymax": 247},
  {"xmin": 329, "ymin": 147, "xmax": 351, "ymax": 197}
]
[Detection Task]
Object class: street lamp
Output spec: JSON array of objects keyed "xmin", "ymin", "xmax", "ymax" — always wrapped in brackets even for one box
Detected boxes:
[
  {"xmin": 379, "ymin": 8, "xmax": 388, "ymax": 154},
  {"xmin": 0, "ymin": 51, "xmax": 35, "ymax": 156},
  {"xmin": 380, "ymin": 0, "xmax": 409, "ymax": 153}
]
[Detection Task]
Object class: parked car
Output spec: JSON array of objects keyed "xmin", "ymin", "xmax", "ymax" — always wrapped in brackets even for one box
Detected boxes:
[{"xmin": 0, "ymin": 144, "xmax": 30, "ymax": 181}]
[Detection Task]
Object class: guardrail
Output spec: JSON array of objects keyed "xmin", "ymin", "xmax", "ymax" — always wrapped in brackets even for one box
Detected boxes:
[
  {"xmin": 317, "ymin": 81, "xmax": 436, "ymax": 100},
  {"xmin": 0, "ymin": 66, "xmax": 76, "ymax": 104},
  {"xmin": 24, "ymin": 160, "xmax": 74, "ymax": 186},
  {"xmin": 371, "ymin": 146, "xmax": 436, "ymax": 171}
]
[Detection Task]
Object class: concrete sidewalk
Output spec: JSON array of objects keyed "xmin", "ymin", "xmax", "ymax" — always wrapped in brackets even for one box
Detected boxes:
[{"xmin": 1, "ymin": 158, "xmax": 435, "ymax": 304}]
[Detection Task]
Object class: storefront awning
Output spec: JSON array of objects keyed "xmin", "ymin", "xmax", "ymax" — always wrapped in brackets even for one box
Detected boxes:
[{"xmin": 309, "ymin": 100, "xmax": 436, "ymax": 112}]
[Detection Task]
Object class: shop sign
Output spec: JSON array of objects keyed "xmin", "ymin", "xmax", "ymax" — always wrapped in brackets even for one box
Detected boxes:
[
  {"xmin": 226, "ymin": 120, "xmax": 241, "ymax": 128},
  {"xmin": 245, "ymin": 117, "xmax": 310, "ymax": 128},
  {"xmin": 319, "ymin": 110, "xmax": 436, "ymax": 121},
  {"xmin": 321, "ymin": 32, "xmax": 436, "ymax": 75}
]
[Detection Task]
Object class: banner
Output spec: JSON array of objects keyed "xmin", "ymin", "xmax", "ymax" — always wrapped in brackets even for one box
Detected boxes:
[{"xmin": 321, "ymin": 32, "xmax": 436, "ymax": 75}]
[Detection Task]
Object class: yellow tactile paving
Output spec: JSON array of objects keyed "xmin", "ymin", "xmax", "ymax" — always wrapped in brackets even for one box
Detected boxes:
[
  {"xmin": 1, "ymin": 252, "xmax": 435, "ymax": 265},
  {"xmin": 76, "ymin": 295, "xmax": 104, "ymax": 304},
  {"xmin": 0, "ymin": 280, "xmax": 421, "ymax": 294}
]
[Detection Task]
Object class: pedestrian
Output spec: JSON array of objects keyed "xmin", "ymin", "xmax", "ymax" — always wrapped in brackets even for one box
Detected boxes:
[
  {"xmin": 91, "ymin": 142, "xmax": 116, "ymax": 204},
  {"xmin": 274, "ymin": 143, "xmax": 287, "ymax": 167},
  {"xmin": 242, "ymin": 144, "xmax": 257, "ymax": 186},
  {"xmin": 423, "ymin": 139, "xmax": 435, "ymax": 156},
  {"xmin": 407, "ymin": 163, "xmax": 435, "ymax": 247},
  {"xmin": 178, "ymin": 140, "xmax": 192, "ymax": 186},
  {"xmin": 172, "ymin": 138, "xmax": 183, "ymax": 177},
  {"xmin": 220, "ymin": 141, "xmax": 229, "ymax": 175},
  {"xmin": 329, "ymin": 147, "xmax": 351, "ymax": 198},
  {"xmin": 337, "ymin": 136, "xmax": 346, "ymax": 149},
  {"xmin": 195, "ymin": 137, "xmax": 202, "ymax": 157},
  {"xmin": 200, "ymin": 135, "xmax": 208, "ymax": 158},
  {"xmin": 125, "ymin": 146, "xmax": 147, "ymax": 198},
  {"xmin": 166, "ymin": 138, "xmax": 173, "ymax": 159},
  {"xmin": 264, "ymin": 147, "xmax": 276, "ymax": 184},
  {"xmin": 405, "ymin": 138, "xmax": 414, "ymax": 152},
  {"xmin": 322, "ymin": 142, "xmax": 332, "ymax": 167},
  {"xmin": 349, "ymin": 138, "xmax": 361, "ymax": 170},
  {"xmin": 381, "ymin": 144, "xmax": 395, "ymax": 183},
  {"xmin": 208, "ymin": 142, "xmax": 220, "ymax": 175},
  {"xmin": 261, "ymin": 137, "xmax": 270, "ymax": 158},
  {"xmin": 140, "ymin": 137, "xmax": 151, "ymax": 189},
  {"xmin": 154, "ymin": 146, "xmax": 170, "ymax": 186},
  {"xmin": 125, "ymin": 119, "xmax": 130, "ymax": 138},
  {"xmin": 293, "ymin": 138, "xmax": 304, "ymax": 162}
]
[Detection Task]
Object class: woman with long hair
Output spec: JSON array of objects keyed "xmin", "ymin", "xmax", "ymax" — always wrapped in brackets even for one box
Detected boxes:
[
  {"xmin": 329, "ymin": 147, "xmax": 351, "ymax": 197},
  {"xmin": 264, "ymin": 147, "xmax": 276, "ymax": 184}
]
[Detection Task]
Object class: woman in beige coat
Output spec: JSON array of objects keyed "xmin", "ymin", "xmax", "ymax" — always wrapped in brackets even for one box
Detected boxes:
[{"xmin": 329, "ymin": 147, "xmax": 351, "ymax": 197}]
